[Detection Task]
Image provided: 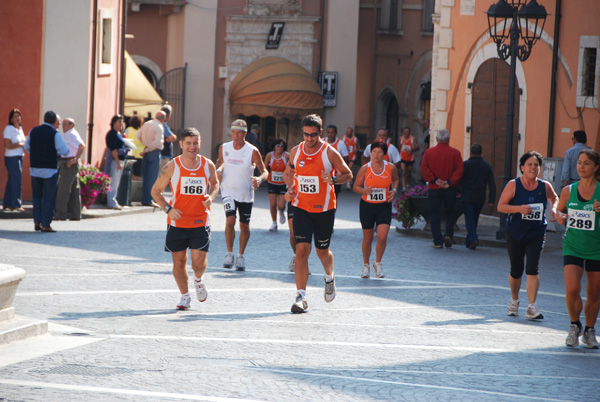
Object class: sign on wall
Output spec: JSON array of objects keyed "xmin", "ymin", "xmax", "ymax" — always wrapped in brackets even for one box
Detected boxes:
[
  {"xmin": 319, "ymin": 72, "xmax": 338, "ymax": 107},
  {"xmin": 266, "ymin": 22, "xmax": 285, "ymax": 49}
]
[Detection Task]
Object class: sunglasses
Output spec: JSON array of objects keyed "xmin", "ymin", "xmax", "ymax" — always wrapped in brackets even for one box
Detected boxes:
[
  {"xmin": 275, "ymin": 144, "xmax": 284, "ymax": 147},
  {"xmin": 303, "ymin": 132, "xmax": 320, "ymax": 138}
]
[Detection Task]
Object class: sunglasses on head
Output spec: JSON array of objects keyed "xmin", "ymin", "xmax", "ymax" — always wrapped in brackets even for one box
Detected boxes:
[{"xmin": 303, "ymin": 132, "xmax": 320, "ymax": 138}]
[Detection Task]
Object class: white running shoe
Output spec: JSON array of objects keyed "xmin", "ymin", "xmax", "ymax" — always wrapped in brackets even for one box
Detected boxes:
[
  {"xmin": 360, "ymin": 263, "xmax": 370, "ymax": 278},
  {"xmin": 279, "ymin": 210, "xmax": 286, "ymax": 224},
  {"xmin": 372, "ymin": 262, "xmax": 385, "ymax": 278},
  {"xmin": 507, "ymin": 299, "xmax": 519, "ymax": 316},
  {"xmin": 291, "ymin": 293, "xmax": 308, "ymax": 314},
  {"xmin": 223, "ymin": 252, "xmax": 235, "ymax": 268},
  {"xmin": 581, "ymin": 327, "xmax": 599, "ymax": 349},
  {"xmin": 269, "ymin": 222, "xmax": 278, "ymax": 232},
  {"xmin": 289, "ymin": 255, "xmax": 296, "ymax": 272},
  {"xmin": 176, "ymin": 294, "xmax": 191, "ymax": 310},
  {"xmin": 235, "ymin": 255, "xmax": 246, "ymax": 271},
  {"xmin": 566, "ymin": 323, "xmax": 582, "ymax": 347},
  {"xmin": 526, "ymin": 304, "xmax": 543, "ymax": 320},
  {"xmin": 324, "ymin": 275, "xmax": 336, "ymax": 303},
  {"xmin": 193, "ymin": 278, "xmax": 207, "ymax": 302}
]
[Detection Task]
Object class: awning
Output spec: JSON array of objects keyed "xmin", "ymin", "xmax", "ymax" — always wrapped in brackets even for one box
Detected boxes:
[
  {"xmin": 124, "ymin": 50, "xmax": 163, "ymax": 118},
  {"xmin": 229, "ymin": 57, "xmax": 323, "ymax": 119}
]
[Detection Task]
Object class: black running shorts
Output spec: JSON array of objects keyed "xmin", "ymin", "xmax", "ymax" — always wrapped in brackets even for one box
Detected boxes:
[
  {"xmin": 292, "ymin": 208, "xmax": 336, "ymax": 249},
  {"xmin": 165, "ymin": 225, "xmax": 211, "ymax": 253}
]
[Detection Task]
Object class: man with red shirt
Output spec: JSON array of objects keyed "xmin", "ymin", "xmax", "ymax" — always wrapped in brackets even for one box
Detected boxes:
[{"xmin": 420, "ymin": 129, "xmax": 464, "ymax": 248}]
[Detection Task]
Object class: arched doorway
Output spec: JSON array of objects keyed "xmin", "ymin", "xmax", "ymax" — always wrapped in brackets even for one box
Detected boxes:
[
  {"xmin": 375, "ymin": 88, "xmax": 399, "ymax": 144},
  {"xmin": 471, "ymin": 58, "xmax": 520, "ymax": 212}
]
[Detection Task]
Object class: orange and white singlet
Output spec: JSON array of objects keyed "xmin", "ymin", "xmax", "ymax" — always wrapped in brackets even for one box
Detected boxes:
[
  {"xmin": 168, "ymin": 155, "xmax": 211, "ymax": 228},
  {"xmin": 292, "ymin": 141, "xmax": 336, "ymax": 212},
  {"xmin": 400, "ymin": 136, "xmax": 417, "ymax": 162},
  {"xmin": 267, "ymin": 152, "xmax": 287, "ymax": 185},
  {"xmin": 362, "ymin": 161, "xmax": 392, "ymax": 204},
  {"xmin": 343, "ymin": 135, "xmax": 359, "ymax": 162}
]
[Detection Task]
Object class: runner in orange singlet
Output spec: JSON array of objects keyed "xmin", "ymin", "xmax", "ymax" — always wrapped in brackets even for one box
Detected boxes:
[
  {"xmin": 264, "ymin": 138, "xmax": 289, "ymax": 232},
  {"xmin": 152, "ymin": 127, "xmax": 219, "ymax": 310},
  {"xmin": 353, "ymin": 141, "xmax": 399, "ymax": 279},
  {"xmin": 399, "ymin": 126, "xmax": 419, "ymax": 192},
  {"xmin": 343, "ymin": 126, "xmax": 360, "ymax": 191},
  {"xmin": 284, "ymin": 114, "xmax": 352, "ymax": 314}
]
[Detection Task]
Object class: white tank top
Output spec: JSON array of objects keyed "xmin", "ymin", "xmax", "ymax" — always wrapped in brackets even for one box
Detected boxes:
[{"xmin": 220, "ymin": 141, "xmax": 255, "ymax": 202}]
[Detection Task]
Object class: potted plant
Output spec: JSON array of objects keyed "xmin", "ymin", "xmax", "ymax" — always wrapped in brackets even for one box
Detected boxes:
[
  {"xmin": 393, "ymin": 185, "xmax": 429, "ymax": 229},
  {"xmin": 79, "ymin": 165, "xmax": 112, "ymax": 208}
]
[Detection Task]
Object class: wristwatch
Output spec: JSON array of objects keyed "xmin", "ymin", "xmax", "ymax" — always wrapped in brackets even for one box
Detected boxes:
[{"xmin": 163, "ymin": 205, "xmax": 172, "ymax": 214}]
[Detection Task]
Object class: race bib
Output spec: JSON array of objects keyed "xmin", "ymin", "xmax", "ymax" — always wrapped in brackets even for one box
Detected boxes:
[
  {"xmin": 271, "ymin": 171, "xmax": 284, "ymax": 182},
  {"xmin": 347, "ymin": 145, "xmax": 354, "ymax": 153},
  {"xmin": 567, "ymin": 209, "xmax": 595, "ymax": 231},
  {"xmin": 368, "ymin": 188, "xmax": 387, "ymax": 202},
  {"xmin": 222, "ymin": 196, "xmax": 235, "ymax": 213},
  {"xmin": 522, "ymin": 203, "xmax": 543, "ymax": 221},
  {"xmin": 297, "ymin": 176, "xmax": 320, "ymax": 194},
  {"xmin": 181, "ymin": 177, "xmax": 206, "ymax": 195},
  {"xmin": 402, "ymin": 145, "xmax": 411, "ymax": 153}
]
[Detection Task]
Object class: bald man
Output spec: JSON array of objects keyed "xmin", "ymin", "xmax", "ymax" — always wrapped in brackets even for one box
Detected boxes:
[{"xmin": 138, "ymin": 110, "xmax": 166, "ymax": 207}]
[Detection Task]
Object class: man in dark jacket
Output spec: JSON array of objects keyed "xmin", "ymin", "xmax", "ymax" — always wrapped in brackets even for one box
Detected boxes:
[{"xmin": 461, "ymin": 143, "xmax": 496, "ymax": 249}]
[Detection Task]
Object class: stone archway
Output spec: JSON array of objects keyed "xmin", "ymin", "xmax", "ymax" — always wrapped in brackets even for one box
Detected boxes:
[{"xmin": 375, "ymin": 88, "xmax": 399, "ymax": 143}]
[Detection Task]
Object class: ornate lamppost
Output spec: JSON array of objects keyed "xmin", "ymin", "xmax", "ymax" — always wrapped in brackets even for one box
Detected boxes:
[{"xmin": 486, "ymin": 0, "xmax": 548, "ymax": 240}]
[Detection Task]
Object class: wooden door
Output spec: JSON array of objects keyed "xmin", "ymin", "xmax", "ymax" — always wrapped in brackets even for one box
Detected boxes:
[{"xmin": 470, "ymin": 58, "xmax": 520, "ymax": 214}]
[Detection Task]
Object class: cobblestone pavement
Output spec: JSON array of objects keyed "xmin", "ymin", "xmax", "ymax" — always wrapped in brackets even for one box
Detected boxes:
[{"xmin": 0, "ymin": 188, "xmax": 598, "ymax": 402}]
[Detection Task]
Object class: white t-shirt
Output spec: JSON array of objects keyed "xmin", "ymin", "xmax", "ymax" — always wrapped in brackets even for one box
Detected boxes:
[
  {"xmin": 329, "ymin": 138, "xmax": 349, "ymax": 158},
  {"xmin": 220, "ymin": 141, "xmax": 256, "ymax": 203},
  {"xmin": 3, "ymin": 125, "xmax": 25, "ymax": 157},
  {"xmin": 63, "ymin": 128, "xmax": 85, "ymax": 158},
  {"xmin": 363, "ymin": 143, "xmax": 401, "ymax": 164}
]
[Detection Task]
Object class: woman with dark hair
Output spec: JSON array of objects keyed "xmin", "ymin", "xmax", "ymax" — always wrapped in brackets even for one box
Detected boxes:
[
  {"xmin": 3, "ymin": 108, "xmax": 26, "ymax": 211},
  {"xmin": 556, "ymin": 149, "xmax": 600, "ymax": 348},
  {"xmin": 104, "ymin": 114, "xmax": 127, "ymax": 209},
  {"xmin": 264, "ymin": 138, "xmax": 289, "ymax": 232},
  {"xmin": 124, "ymin": 112, "xmax": 144, "ymax": 179},
  {"xmin": 497, "ymin": 151, "xmax": 558, "ymax": 320},
  {"xmin": 353, "ymin": 141, "xmax": 399, "ymax": 278}
]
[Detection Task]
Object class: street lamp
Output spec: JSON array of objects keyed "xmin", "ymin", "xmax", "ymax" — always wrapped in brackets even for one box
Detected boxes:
[{"xmin": 486, "ymin": 0, "xmax": 547, "ymax": 240}]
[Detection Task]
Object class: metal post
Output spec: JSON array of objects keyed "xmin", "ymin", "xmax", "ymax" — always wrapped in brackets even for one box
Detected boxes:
[{"xmin": 496, "ymin": 17, "xmax": 519, "ymax": 240}]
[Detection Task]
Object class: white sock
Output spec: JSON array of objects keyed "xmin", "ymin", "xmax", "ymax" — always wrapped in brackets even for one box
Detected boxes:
[
  {"xmin": 297, "ymin": 289, "xmax": 306, "ymax": 297},
  {"xmin": 325, "ymin": 274, "xmax": 334, "ymax": 282},
  {"xmin": 182, "ymin": 292, "xmax": 190, "ymax": 297},
  {"xmin": 528, "ymin": 303, "xmax": 535, "ymax": 309},
  {"xmin": 237, "ymin": 253, "xmax": 243, "ymax": 258},
  {"xmin": 194, "ymin": 276, "xmax": 202, "ymax": 282}
]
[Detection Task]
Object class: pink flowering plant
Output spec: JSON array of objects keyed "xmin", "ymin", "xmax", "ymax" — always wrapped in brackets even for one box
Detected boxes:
[
  {"xmin": 392, "ymin": 185, "xmax": 429, "ymax": 229},
  {"xmin": 79, "ymin": 165, "xmax": 112, "ymax": 208}
]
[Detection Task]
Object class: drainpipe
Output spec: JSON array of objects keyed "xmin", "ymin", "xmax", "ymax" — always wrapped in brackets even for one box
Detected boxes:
[
  {"xmin": 547, "ymin": 0, "xmax": 561, "ymax": 157},
  {"xmin": 119, "ymin": 0, "xmax": 127, "ymax": 114},
  {"xmin": 87, "ymin": 0, "xmax": 99, "ymax": 163}
]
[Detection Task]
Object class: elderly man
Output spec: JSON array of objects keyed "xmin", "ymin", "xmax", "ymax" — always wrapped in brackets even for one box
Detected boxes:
[
  {"xmin": 55, "ymin": 118, "xmax": 85, "ymax": 221},
  {"xmin": 561, "ymin": 130, "xmax": 589, "ymax": 187},
  {"xmin": 137, "ymin": 110, "xmax": 166, "ymax": 207},
  {"xmin": 160, "ymin": 104, "xmax": 178, "ymax": 173},
  {"xmin": 24, "ymin": 111, "xmax": 69, "ymax": 232},
  {"xmin": 361, "ymin": 128, "xmax": 401, "ymax": 168},
  {"xmin": 420, "ymin": 129, "xmax": 464, "ymax": 248}
]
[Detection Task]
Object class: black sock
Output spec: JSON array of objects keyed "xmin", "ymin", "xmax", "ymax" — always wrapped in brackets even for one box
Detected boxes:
[
  {"xmin": 585, "ymin": 326, "xmax": 593, "ymax": 333},
  {"xmin": 571, "ymin": 320, "xmax": 582, "ymax": 329}
]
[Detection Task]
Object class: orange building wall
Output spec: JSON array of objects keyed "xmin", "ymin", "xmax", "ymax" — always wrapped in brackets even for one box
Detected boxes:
[
  {"xmin": 125, "ymin": 5, "xmax": 169, "ymax": 74},
  {"xmin": 0, "ymin": 0, "xmax": 45, "ymax": 201}
]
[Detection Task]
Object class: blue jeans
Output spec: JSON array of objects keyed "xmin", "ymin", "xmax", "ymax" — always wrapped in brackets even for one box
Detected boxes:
[
  {"xmin": 31, "ymin": 173, "xmax": 58, "ymax": 227},
  {"xmin": 142, "ymin": 150, "xmax": 160, "ymax": 205},
  {"xmin": 3, "ymin": 156, "xmax": 23, "ymax": 208},
  {"xmin": 107, "ymin": 160, "xmax": 123, "ymax": 208},
  {"xmin": 462, "ymin": 202, "xmax": 483, "ymax": 247},
  {"xmin": 428, "ymin": 188, "xmax": 457, "ymax": 246}
]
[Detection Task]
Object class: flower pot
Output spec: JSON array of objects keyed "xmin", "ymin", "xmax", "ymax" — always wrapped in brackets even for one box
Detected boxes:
[{"xmin": 409, "ymin": 195, "xmax": 463, "ymax": 231}]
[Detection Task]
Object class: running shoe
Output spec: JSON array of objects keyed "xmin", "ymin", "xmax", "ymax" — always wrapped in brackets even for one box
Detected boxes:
[
  {"xmin": 372, "ymin": 262, "xmax": 385, "ymax": 278},
  {"xmin": 581, "ymin": 328, "xmax": 599, "ymax": 349},
  {"xmin": 361, "ymin": 263, "xmax": 370, "ymax": 278},
  {"xmin": 279, "ymin": 210, "xmax": 286, "ymax": 224},
  {"xmin": 176, "ymin": 294, "xmax": 191, "ymax": 310},
  {"xmin": 193, "ymin": 278, "xmax": 207, "ymax": 302},
  {"xmin": 525, "ymin": 305, "xmax": 543, "ymax": 320},
  {"xmin": 507, "ymin": 299, "xmax": 519, "ymax": 316},
  {"xmin": 566, "ymin": 323, "xmax": 582, "ymax": 347},
  {"xmin": 235, "ymin": 255, "xmax": 246, "ymax": 271},
  {"xmin": 223, "ymin": 252, "xmax": 235, "ymax": 268},
  {"xmin": 324, "ymin": 275, "xmax": 336, "ymax": 303},
  {"xmin": 291, "ymin": 293, "xmax": 308, "ymax": 314},
  {"xmin": 269, "ymin": 222, "xmax": 278, "ymax": 232},
  {"xmin": 289, "ymin": 255, "xmax": 296, "ymax": 272}
]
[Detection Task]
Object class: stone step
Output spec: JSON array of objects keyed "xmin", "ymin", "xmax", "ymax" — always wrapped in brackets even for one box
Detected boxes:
[{"xmin": 0, "ymin": 314, "xmax": 48, "ymax": 345}]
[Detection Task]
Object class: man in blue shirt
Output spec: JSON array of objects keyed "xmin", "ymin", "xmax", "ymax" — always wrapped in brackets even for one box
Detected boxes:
[
  {"xmin": 24, "ymin": 111, "xmax": 69, "ymax": 232},
  {"xmin": 561, "ymin": 130, "xmax": 589, "ymax": 187}
]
